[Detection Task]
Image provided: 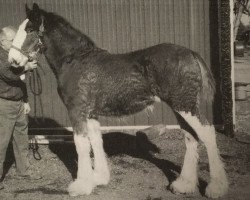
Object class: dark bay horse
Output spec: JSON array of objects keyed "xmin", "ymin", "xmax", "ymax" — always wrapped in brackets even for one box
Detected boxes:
[{"xmin": 8, "ymin": 3, "xmax": 228, "ymax": 198}]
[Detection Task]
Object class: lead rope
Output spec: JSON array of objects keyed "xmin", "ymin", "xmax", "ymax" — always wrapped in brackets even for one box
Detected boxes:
[
  {"xmin": 28, "ymin": 64, "xmax": 44, "ymax": 160},
  {"xmin": 29, "ymin": 64, "xmax": 44, "ymax": 123},
  {"xmin": 29, "ymin": 138, "xmax": 42, "ymax": 160}
]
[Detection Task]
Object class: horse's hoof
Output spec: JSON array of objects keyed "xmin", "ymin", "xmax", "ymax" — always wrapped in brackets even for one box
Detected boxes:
[
  {"xmin": 170, "ymin": 177, "xmax": 198, "ymax": 194},
  {"xmin": 68, "ymin": 179, "xmax": 95, "ymax": 196},
  {"xmin": 205, "ymin": 179, "xmax": 228, "ymax": 198}
]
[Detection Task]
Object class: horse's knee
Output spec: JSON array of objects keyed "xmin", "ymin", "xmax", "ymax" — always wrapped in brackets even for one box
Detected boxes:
[
  {"xmin": 73, "ymin": 121, "xmax": 88, "ymax": 135},
  {"xmin": 74, "ymin": 134, "xmax": 90, "ymax": 154},
  {"xmin": 87, "ymin": 119, "xmax": 101, "ymax": 136}
]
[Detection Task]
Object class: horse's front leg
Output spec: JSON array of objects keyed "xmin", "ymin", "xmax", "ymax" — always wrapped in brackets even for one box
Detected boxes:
[
  {"xmin": 68, "ymin": 120, "xmax": 96, "ymax": 196},
  {"xmin": 87, "ymin": 119, "xmax": 110, "ymax": 185}
]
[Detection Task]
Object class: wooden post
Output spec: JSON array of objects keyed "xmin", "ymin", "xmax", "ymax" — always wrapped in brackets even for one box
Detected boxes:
[{"xmin": 218, "ymin": 0, "xmax": 235, "ymax": 137}]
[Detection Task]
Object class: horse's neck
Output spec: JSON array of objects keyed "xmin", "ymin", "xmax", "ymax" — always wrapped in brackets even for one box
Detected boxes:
[{"xmin": 42, "ymin": 27, "xmax": 95, "ymax": 77}]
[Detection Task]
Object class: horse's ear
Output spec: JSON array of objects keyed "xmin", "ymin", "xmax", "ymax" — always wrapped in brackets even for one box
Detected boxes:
[
  {"xmin": 25, "ymin": 4, "xmax": 31, "ymax": 17},
  {"xmin": 33, "ymin": 3, "xmax": 40, "ymax": 13}
]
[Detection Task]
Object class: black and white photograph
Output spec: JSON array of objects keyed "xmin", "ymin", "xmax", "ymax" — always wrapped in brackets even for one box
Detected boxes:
[{"xmin": 0, "ymin": 0, "xmax": 249, "ymax": 199}]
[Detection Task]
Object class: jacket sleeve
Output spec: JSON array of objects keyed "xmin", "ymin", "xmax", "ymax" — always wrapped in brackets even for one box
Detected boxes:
[
  {"xmin": 21, "ymin": 80, "xmax": 28, "ymax": 103},
  {"xmin": 0, "ymin": 59, "xmax": 25, "ymax": 82}
]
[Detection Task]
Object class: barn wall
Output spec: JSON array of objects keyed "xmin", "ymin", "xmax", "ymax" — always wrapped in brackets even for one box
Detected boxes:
[{"xmin": 0, "ymin": 0, "xmax": 215, "ymax": 128}]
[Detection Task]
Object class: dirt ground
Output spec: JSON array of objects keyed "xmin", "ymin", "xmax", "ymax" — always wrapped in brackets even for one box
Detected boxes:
[{"xmin": 0, "ymin": 128, "xmax": 250, "ymax": 200}]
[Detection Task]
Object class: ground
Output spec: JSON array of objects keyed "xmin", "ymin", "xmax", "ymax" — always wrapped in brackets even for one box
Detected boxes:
[{"xmin": 0, "ymin": 128, "xmax": 250, "ymax": 200}]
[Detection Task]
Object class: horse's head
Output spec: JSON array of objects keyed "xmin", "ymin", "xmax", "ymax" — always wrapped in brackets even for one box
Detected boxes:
[{"xmin": 8, "ymin": 3, "xmax": 45, "ymax": 67}]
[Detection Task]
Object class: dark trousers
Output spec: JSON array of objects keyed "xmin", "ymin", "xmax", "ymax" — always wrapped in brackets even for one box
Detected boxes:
[{"xmin": 0, "ymin": 98, "xmax": 29, "ymax": 179}]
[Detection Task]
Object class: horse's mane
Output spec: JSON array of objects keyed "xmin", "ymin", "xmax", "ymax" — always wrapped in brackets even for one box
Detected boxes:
[{"xmin": 42, "ymin": 9, "xmax": 96, "ymax": 55}]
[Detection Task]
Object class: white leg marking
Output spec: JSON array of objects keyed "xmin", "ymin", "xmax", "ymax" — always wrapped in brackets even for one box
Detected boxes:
[
  {"xmin": 87, "ymin": 119, "xmax": 110, "ymax": 186},
  {"xmin": 170, "ymin": 130, "xmax": 198, "ymax": 194},
  {"xmin": 178, "ymin": 112, "xmax": 228, "ymax": 198},
  {"xmin": 68, "ymin": 134, "xmax": 95, "ymax": 196}
]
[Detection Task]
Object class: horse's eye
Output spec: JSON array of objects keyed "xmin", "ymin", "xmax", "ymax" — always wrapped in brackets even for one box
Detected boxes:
[{"xmin": 26, "ymin": 28, "xmax": 33, "ymax": 33}]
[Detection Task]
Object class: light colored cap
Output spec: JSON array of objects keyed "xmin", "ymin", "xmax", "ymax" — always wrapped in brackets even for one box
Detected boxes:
[{"xmin": 1, "ymin": 26, "xmax": 17, "ymax": 40}]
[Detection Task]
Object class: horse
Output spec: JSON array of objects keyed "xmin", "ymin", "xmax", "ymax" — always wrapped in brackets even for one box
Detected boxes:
[{"xmin": 8, "ymin": 3, "xmax": 228, "ymax": 198}]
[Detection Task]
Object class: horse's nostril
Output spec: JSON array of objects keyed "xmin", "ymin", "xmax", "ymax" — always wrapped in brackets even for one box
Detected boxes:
[
  {"xmin": 9, "ymin": 59, "xmax": 20, "ymax": 68},
  {"xmin": 8, "ymin": 55, "xmax": 21, "ymax": 67}
]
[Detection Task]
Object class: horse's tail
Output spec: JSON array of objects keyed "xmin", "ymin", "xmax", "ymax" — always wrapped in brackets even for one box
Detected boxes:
[{"xmin": 192, "ymin": 52, "xmax": 216, "ymax": 104}]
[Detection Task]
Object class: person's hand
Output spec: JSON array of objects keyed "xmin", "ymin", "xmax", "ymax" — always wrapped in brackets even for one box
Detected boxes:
[
  {"xmin": 24, "ymin": 103, "xmax": 31, "ymax": 114},
  {"xmin": 24, "ymin": 60, "xmax": 38, "ymax": 71}
]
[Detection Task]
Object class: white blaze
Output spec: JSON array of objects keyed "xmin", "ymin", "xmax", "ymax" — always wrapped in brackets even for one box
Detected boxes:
[
  {"xmin": 12, "ymin": 19, "xmax": 29, "ymax": 48},
  {"xmin": 8, "ymin": 19, "xmax": 29, "ymax": 66}
]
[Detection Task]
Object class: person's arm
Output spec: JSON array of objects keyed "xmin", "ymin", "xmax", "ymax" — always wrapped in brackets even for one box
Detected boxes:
[
  {"xmin": 20, "ymin": 81, "xmax": 28, "ymax": 103},
  {"xmin": 0, "ymin": 60, "xmax": 37, "ymax": 82},
  {"xmin": 21, "ymin": 80, "xmax": 31, "ymax": 114},
  {"xmin": 0, "ymin": 59, "xmax": 23, "ymax": 81}
]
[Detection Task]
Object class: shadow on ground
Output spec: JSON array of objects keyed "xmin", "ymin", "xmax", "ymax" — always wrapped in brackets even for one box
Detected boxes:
[{"xmin": 3, "ymin": 117, "xmax": 208, "ymax": 196}]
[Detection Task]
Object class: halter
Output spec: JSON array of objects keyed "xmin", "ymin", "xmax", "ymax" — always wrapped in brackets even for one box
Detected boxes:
[{"xmin": 11, "ymin": 18, "xmax": 45, "ymax": 61}]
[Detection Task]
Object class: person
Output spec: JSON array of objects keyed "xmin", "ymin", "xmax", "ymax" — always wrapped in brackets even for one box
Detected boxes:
[{"xmin": 0, "ymin": 26, "xmax": 41, "ymax": 190}]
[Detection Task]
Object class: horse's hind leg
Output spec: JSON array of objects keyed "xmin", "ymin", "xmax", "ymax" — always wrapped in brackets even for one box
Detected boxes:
[
  {"xmin": 169, "ymin": 111, "xmax": 199, "ymax": 194},
  {"xmin": 87, "ymin": 119, "xmax": 110, "ymax": 185},
  {"xmin": 68, "ymin": 121, "xmax": 95, "ymax": 196},
  {"xmin": 177, "ymin": 111, "xmax": 228, "ymax": 198},
  {"xmin": 170, "ymin": 127, "xmax": 199, "ymax": 194}
]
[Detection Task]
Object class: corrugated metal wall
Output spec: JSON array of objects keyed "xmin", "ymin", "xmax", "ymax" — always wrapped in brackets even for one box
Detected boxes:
[{"xmin": 0, "ymin": 0, "xmax": 213, "ymax": 127}]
